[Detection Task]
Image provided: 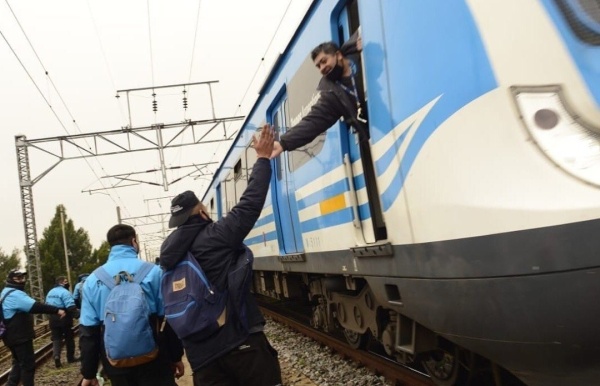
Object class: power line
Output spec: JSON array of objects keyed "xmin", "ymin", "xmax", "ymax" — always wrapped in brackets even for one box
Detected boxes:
[
  {"xmin": 188, "ymin": 0, "xmax": 203, "ymax": 83},
  {"xmin": 86, "ymin": 0, "xmax": 127, "ymax": 122},
  {"xmin": 146, "ymin": 0, "xmax": 156, "ymax": 89},
  {"xmin": 234, "ymin": 0, "xmax": 294, "ymax": 114},
  {"xmin": 0, "ymin": 28, "xmax": 69, "ymax": 132},
  {"xmin": 198, "ymin": 0, "xmax": 295, "ymax": 199},
  {"xmin": 2, "ymin": 0, "xmax": 133, "ymax": 219}
]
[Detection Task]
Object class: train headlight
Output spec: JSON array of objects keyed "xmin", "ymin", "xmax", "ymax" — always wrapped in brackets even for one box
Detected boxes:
[{"xmin": 512, "ymin": 85, "xmax": 600, "ymax": 187}]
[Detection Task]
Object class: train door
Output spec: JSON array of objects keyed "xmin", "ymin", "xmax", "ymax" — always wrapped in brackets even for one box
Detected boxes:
[
  {"xmin": 338, "ymin": 2, "xmax": 387, "ymax": 243},
  {"xmin": 271, "ymin": 97, "xmax": 304, "ymax": 255}
]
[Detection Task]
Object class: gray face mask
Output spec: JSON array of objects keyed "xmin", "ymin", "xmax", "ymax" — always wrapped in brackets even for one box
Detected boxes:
[{"xmin": 326, "ymin": 61, "xmax": 344, "ymax": 82}]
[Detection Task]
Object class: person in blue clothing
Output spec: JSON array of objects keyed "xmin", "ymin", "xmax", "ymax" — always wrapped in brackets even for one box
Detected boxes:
[
  {"xmin": 1, "ymin": 269, "xmax": 66, "ymax": 386},
  {"xmin": 160, "ymin": 125, "xmax": 282, "ymax": 386},
  {"xmin": 72, "ymin": 273, "xmax": 89, "ymax": 309},
  {"xmin": 79, "ymin": 224, "xmax": 184, "ymax": 386},
  {"xmin": 45, "ymin": 275, "xmax": 80, "ymax": 368}
]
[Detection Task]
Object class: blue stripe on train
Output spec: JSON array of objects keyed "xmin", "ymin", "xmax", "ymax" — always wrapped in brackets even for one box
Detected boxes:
[
  {"xmin": 296, "ymin": 179, "xmax": 347, "ymax": 210},
  {"xmin": 245, "ymin": 230, "xmax": 278, "ymax": 247},
  {"xmin": 300, "ymin": 207, "xmax": 354, "ymax": 233},
  {"xmin": 373, "ymin": 1, "xmax": 496, "ymax": 210},
  {"xmin": 254, "ymin": 212, "xmax": 274, "ymax": 228}
]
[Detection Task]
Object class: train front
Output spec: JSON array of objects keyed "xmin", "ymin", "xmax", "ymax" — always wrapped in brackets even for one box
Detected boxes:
[{"xmin": 376, "ymin": 1, "xmax": 600, "ymax": 385}]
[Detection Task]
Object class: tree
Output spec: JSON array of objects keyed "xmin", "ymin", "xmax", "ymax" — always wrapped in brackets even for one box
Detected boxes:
[
  {"xmin": 87, "ymin": 241, "xmax": 110, "ymax": 273},
  {"xmin": 0, "ymin": 248, "xmax": 22, "ymax": 283},
  {"xmin": 37, "ymin": 205, "xmax": 95, "ymax": 292}
]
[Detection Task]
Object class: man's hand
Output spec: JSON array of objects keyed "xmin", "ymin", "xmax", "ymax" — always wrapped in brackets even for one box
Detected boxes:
[
  {"xmin": 253, "ymin": 124, "xmax": 274, "ymax": 159},
  {"xmin": 57, "ymin": 309, "xmax": 66, "ymax": 319},
  {"xmin": 81, "ymin": 378, "xmax": 99, "ymax": 386},
  {"xmin": 270, "ymin": 141, "xmax": 284, "ymax": 159},
  {"xmin": 172, "ymin": 361, "xmax": 185, "ymax": 379}
]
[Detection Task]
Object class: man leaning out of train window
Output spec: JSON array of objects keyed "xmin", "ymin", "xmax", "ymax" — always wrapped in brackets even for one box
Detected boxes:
[{"xmin": 270, "ymin": 30, "xmax": 367, "ymax": 159}]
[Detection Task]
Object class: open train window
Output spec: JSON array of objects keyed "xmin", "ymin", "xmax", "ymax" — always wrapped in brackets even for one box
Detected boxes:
[
  {"xmin": 234, "ymin": 159, "xmax": 242, "ymax": 181},
  {"xmin": 209, "ymin": 198, "xmax": 215, "ymax": 219}
]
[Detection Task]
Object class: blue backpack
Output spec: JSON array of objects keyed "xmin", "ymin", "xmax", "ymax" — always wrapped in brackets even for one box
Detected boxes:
[
  {"xmin": 161, "ymin": 247, "xmax": 253, "ymax": 340},
  {"xmin": 95, "ymin": 263, "xmax": 158, "ymax": 367}
]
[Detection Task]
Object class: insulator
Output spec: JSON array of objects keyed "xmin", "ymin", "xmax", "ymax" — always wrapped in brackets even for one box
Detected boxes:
[
  {"xmin": 152, "ymin": 100, "xmax": 157, "ymax": 112},
  {"xmin": 183, "ymin": 97, "xmax": 188, "ymax": 110}
]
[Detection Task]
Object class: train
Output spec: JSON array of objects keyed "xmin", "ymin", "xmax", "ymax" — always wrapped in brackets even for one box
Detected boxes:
[{"xmin": 201, "ymin": 1, "xmax": 600, "ymax": 385}]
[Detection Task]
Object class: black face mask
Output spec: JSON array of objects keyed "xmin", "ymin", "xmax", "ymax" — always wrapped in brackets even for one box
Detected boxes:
[
  {"xmin": 62, "ymin": 283, "xmax": 70, "ymax": 290},
  {"xmin": 326, "ymin": 60, "xmax": 344, "ymax": 82}
]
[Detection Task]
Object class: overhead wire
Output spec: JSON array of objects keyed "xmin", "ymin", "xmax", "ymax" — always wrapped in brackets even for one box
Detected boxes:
[
  {"xmin": 195, "ymin": 0, "xmax": 294, "ymax": 198},
  {"xmin": 188, "ymin": 0, "xmax": 203, "ymax": 83},
  {"xmin": 233, "ymin": 0, "xmax": 293, "ymax": 116},
  {"xmin": 86, "ymin": 0, "xmax": 127, "ymax": 123},
  {"xmin": 3, "ymin": 0, "xmax": 134, "ymax": 219}
]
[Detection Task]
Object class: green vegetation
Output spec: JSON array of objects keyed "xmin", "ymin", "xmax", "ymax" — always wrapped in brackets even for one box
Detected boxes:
[{"xmin": 37, "ymin": 205, "xmax": 109, "ymax": 290}]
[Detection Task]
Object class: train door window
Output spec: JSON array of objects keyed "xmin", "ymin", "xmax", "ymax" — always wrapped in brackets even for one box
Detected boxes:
[
  {"xmin": 234, "ymin": 158, "xmax": 247, "ymax": 203},
  {"xmin": 225, "ymin": 171, "xmax": 235, "ymax": 213},
  {"xmin": 209, "ymin": 197, "xmax": 216, "ymax": 219},
  {"xmin": 273, "ymin": 108, "xmax": 283, "ymax": 180},
  {"xmin": 337, "ymin": 0, "xmax": 387, "ymax": 241}
]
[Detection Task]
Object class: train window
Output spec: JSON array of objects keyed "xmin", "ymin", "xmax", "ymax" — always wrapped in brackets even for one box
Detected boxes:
[
  {"xmin": 234, "ymin": 158, "xmax": 247, "ymax": 203},
  {"xmin": 219, "ymin": 181, "xmax": 227, "ymax": 217},
  {"xmin": 209, "ymin": 198, "xmax": 216, "ymax": 219},
  {"xmin": 272, "ymin": 109, "xmax": 284, "ymax": 181},
  {"xmin": 245, "ymin": 140, "xmax": 257, "ymax": 180},
  {"xmin": 287, "ymin": 97, "xmax": 325, "ymax": 171},
  {"xmin": 234, "ymin": 159, "xmax": 242, "ymax": 181}
]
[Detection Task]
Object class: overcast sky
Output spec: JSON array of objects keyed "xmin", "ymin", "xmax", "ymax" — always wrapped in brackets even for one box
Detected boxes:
[{"xmin": 0, "ymin": 0, "xmax": 312, "ymax": 262}]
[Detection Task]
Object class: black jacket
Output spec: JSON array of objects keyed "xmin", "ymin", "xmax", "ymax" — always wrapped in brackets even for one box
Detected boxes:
[
  {"xmin": 2, "ymin": 283, "xmax": 61, "ymax": 347},
  {"xmin": 160, "ymin": 157, "xmax": 272, "ymax": 371},
  {"xmin": 279, "ymin": 34, "xmax": 368, "ymax": 151}
]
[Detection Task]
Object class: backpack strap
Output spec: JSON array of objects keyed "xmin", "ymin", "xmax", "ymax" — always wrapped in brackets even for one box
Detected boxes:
[
  {"xmin": 0, "ymin": 289, "xmax": 16, "ymax": 304},
  {"xmin": 96, "ymin": 262, "xmax": 155, "ymax": 289},
  {"xmin": 95, "ymin": 267, "xmax": 117, "ymax": 290},
  {"xmin": 133, "ymin": 262, "xmax": 154, "ymax": 284},
  {"xmin": 0, "ymin": 289, "xmax": 17, "ymax": 321}
]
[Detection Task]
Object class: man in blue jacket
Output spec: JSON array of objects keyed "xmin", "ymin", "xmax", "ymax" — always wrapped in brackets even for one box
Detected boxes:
[
  {"xmin": 1, "ymin": 269, "xmax": 66, "ymax": 386},
  {"xmin": 79, "ymin": 224, "xmax": 184, "ymax": 386},
  {"xmin": 72, "ymin": 273, "xmax": 89, "ymax": 309},
  {"xmin": 45, "ymin": 275, "xmax": 80, "ymax": 367},
  {"xmin": 160, "ymin": 125, "xmax": 282, "ymax": 386}
]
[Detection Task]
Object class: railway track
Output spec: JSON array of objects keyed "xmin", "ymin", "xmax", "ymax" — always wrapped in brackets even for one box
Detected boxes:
[
  {"xmin": 259, "ymin": 304, "xmax": 433, "ymax": 386},
  {"xmin": 0, "ymin": 322, "xmax": 81, "ymax": 386}
]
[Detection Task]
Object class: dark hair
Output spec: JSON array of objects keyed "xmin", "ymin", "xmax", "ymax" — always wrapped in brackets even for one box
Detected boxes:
[
  {"xmin": 55, "ymin": 276, "xmax": 67, "ymax": 285},
  {"xmin": 106, "ymin": 224, "xmax": 136, "ymax": 247},
  {"xmin": 311, "ymin": 41, "xmax": 340, "ymax": 61}
]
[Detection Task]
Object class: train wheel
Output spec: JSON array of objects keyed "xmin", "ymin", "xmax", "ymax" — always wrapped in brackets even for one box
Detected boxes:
[
  {"xmin": 343, "ymin": 328, "xmax": 368, "ymax": 349},
  {"xmin": 422, "ymin": 346, "xmax": 468, "ymax": 386}
]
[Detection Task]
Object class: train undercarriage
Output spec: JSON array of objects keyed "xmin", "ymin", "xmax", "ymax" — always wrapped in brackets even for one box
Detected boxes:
[{"xmin": 253, "ymin": 271, "xmax": 525, "ymax": 386}]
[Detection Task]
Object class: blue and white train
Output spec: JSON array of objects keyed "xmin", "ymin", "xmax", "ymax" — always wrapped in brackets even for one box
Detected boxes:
[{"xmin": 202, "ymin": 1, "xmax": 600, "ymax": 385}]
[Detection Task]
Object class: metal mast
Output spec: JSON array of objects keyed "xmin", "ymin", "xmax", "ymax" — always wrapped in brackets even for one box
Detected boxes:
[{"xmin": 15, "ymin": 135, "xmax": 45, "ymax": 323}]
